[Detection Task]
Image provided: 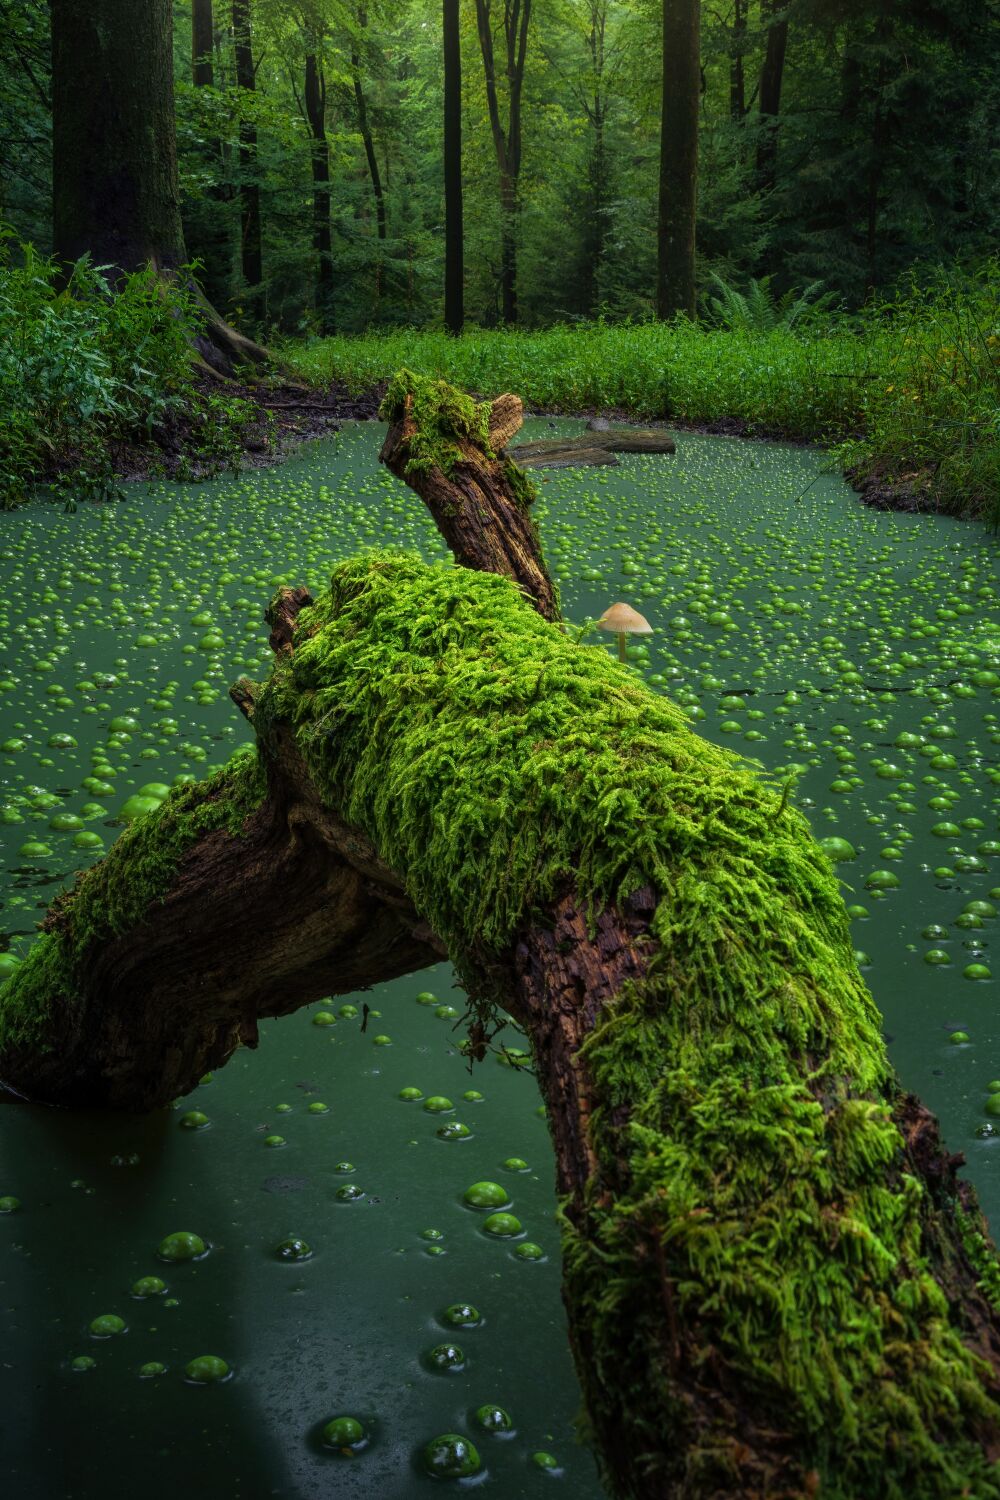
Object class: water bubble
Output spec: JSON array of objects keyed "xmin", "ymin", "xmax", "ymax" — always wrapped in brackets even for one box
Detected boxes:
[
  {"xmin": 0, "ymin": 1195, "xmax": 21, "ymax": 1213},
  {"xmin": 307, "ymin": 1101, "xmax": 329, "ymax": 1114},
  {"xmin": 503, "ymin": 1158, "xmax": 529, "ymax": 1172},
  {"xmin": 964, "ymin": 964, "xmax": 992, "ymax": 981},
  {"xmin": 321, "ymin": 1415, "xmax": 368, "ymax": 1453},
  {"xmin": 179, "ymin": 1111, "xmax": 210, "ymax": 1130},
  {"xmin": 338, "ymin": 1003, "xmax": 359, "ymax": 1018},
  {"xmin": 462, "ymin": 1090, "xmax": 485, "ymax": 1103},
  {"xmin": 949, "ymin": 1031, "xmax": 971, "ymax": 1044},
  {"xmin": 264, "ymin": 1135, "xmax": 286, "ymax": 1148},
  {"xmin": 275, "ymin": 1237, "xmax": 312, "ymax": 1261},
  {"xmin": 89, "ymin": 1314, "xmax": 127, "ymax": 1338},
  {"xmin": 70, "ymin": 1356, "xmax": 96, "ymax": 1372},
  {"xmin": 415, "ymin": 992, "xmax": 439, "ymax": 1006},
  {"xmin": 532, "ymin": 1451, "xmax": 561, "ymax": 1473},
  {"xmin": 442, "ymin": 1303, "xmax": 481, "ymax": 1328},
  {"xmin": 157, "ymin": 1231, "xmax": 207, "ymax": 1262},
  {"xmin": 423, "ymin": 1096, "xmax": 454, "ymax": 1114},
  {"xmin": 333, "ymin": 1161, "xmax": 356, "ymax": 1173},
  {"xmin": 424, "ymin": 1342, "xmax": 465, "ymax": 1373},
  {"xmin": 483, "ymin": 1213, "xmax": 523, "ymax": 1238},
  {"xmin": 184, "ymin": 1355, "xmax": 230, "ymax": 1384},
  {"xmin": 437, "ymin": 1122, "xmax": 471, "ymax": 1141},
  {"xmin": 398, "ymin": 1087, "xmax": 423, "ymax": 1101},
  {"xmin": 473, "ymin": 1404, "xmax": 513, "ymax": 1434},
  {"xmin": 463, "ymin": 1182, "xmax": 509, "ymax": 1210},
  {"xmin": 131, "ymin": 1276, "xmax": 167, "ymax": 1298},
  {"xmin": 335, "ymin": 1184, "xmax": 364, "ymax": 1202},
  {"xmin": 139, "ymin": 1361, "xmax": 168, "ymax": 1378},
  {"xmin": 312, "ymin": 1011, "xmax": 336, "ymax": 1027},
  {"xmin": 514, "ymin": 1242, "xmax": 545, "ymax": 1262},
  {"xmin": 422, "ymin": 1434, "xmax": 481, "ymax": 1478}
]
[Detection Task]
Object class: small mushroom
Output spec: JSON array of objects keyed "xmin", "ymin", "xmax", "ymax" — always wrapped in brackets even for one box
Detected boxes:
[{"xmin": 597, "ymin": 602, "xmax": 653, "ymax": 664}]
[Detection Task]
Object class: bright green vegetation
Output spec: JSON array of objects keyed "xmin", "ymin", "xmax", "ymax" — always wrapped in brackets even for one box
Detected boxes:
[
  {"xmin": 0, "ymin": 242, "xmax": 262, "ymax": 510},
  {"xmin": 0, "ymin": 753, "xmax": 264, "ymax": 1053},
  {"xmin": 256, "ymin": 546, "xmax": 1000, "ymax": 1495},
  {"xmin": 288, "ymin": 265, "xmax": 1000, "ymax": 523}
]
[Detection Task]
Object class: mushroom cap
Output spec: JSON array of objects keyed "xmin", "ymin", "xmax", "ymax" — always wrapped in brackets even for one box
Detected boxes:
[{"xmin": 596, "ymin": 602, "xmax": 653, "ymax": 635}]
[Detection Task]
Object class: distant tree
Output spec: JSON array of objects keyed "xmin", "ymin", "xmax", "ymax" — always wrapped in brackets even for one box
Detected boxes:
[
  {"xmin": 475, "ymin": 0, "xmax": 532, "ymax": 324},
  {"xmin": 304, "ymin": 41, "xmax": 334, "ymax": 330},
  {"xmin": 443, "ymin": 0, "xmax": 463, "ymax": 333},
  {"xmin": 656, "ymin": 0, "xmax": 699, "ymax": 319},
  {"xmin": 233, "ymin": 0, "xmax": 264, "ymax": 315},
  {"xmin": 49, "ymin": 0, "xmax": 265, "ymax": 367},
  {"xmin": 755, "ymin": 0, "xmax": 788, "ymax": 194}
]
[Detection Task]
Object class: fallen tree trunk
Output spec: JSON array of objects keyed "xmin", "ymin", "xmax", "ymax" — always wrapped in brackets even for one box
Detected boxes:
[
  {"xmin": 511, "ymin": 427, "xmax": 677, "ymax": 469},
  {"xmin": 4, "ymin": 373, "xmax": 1000, "ymax": 1497}
]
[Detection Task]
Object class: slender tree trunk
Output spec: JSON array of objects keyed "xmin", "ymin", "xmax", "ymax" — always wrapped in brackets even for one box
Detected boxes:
[
  {"xmin": 756, "ymin": 0, "xmax": 788, "ymax": 193},
  {"xmin": 579, "ymin": 0, "xmax": 609, "ymax": 317},
  {"xmin": 443, "ymin": 0, "xmax": 464, "ymax": 335},
  {"xmin": 865, "ymin": 8, "xmax": 892, "ymax": 297},
  {"xmin": 730, "ymin": 0, "xmax": 745, "ymax": 120},
  {"xmin": 656, "ymin": 0, "xmax": 700, "ymax": 320},
  {"xmin": 304, "ymin": 50, "xmax": 334, "ymax": 333},
  {"xmin": 475, "ymin": 0, "xmax": 531, "ymax": 325},
  {"xmin": 51, "ymin": 0, "xmax": 186, "ymax": 276},
  {"xmin": 192, "ymin": 0, "xmax": 214, "ymax": 87},
  {"xmin": 188, "ymin": 0, "xmax": 232, "ymax": 313},
  {"xmin": 6, "ymin": 372, "xmax": 1000, "ymax": 1497},
  {"xmin": 352, "ymin": 10, "xmax": 387, "ymax": 244},
  {"xmin": 233, "ymin": 0, "xmax": 263, "ymax": 313}
]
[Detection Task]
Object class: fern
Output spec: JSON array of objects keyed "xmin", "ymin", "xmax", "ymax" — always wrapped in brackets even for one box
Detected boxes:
[{"xmin": 703, "ymin": 271, "xmax": 838, "ymax": 333}]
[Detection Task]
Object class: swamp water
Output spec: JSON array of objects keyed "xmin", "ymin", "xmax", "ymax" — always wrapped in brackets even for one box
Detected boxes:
[{"xmin": 2, "ymin": 419, "xmax": 1000, "ymax": 1497}]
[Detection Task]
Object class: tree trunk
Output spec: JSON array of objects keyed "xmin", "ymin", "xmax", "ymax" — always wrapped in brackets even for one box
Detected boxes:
[
  {"xmin": 443, "ymin": 0, "xmax": 464, "ymax": 335},
  {"xmin": 188, "ymin": 0, "xmax": 233, "ymax": 316},
  {"xmin": 233, "ymin": 0, "xmax": 264, "ymax": 313},
  {"xmin": 730, "ymin": 0, "xmax": 745, "ymax": 120},
  {"xmin": 656, "ymin": 0, "xmax": 700, "ymax": 320},
  {"xmin": 193, "ymin": 0, "xmax": 214, "ymax": 87},
  {"xmin": 51, "ymin": 0, "xmax": 186, "ymax": 276},
  {"xmin": 351, "ymin": 14, "xmax": 387, "ymax": 244},
  {"xmin": 865, "ymin": 7, "xmax": 892, "ymax": 297},
  {"xmin": 304, "ymin": 50, "xmax": 334, "ymax": 333},
  {"xmin": 50, "ymin": 0, "xmax": 268, "ymax": 374},
  {"xmin": 6, "ymin": 372, "xmax": 1000, "ymax": 1497},
  {"xmin": 475, "ymin": 0, "xmax": 531, "ymax": 325},
  {"xmin": 755, "ymin": 0, "xmax": 788, "ymax": 194}
]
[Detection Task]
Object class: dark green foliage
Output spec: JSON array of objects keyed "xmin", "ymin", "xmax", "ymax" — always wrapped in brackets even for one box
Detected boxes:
[{"xmin": 0, "ymin": 237, "xmax": 262, "ymax": 508}]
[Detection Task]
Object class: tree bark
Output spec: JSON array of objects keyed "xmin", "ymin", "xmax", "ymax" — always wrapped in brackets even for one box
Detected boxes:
[
  {"xmin": 351, "ymin": 9, "xmax": 387, "ymax": 247},
  {"xmin": 49, "ymin": 0, "xmax": 268, "ymax": 374},
  {"xmin": 730, "ymin": 0, "xmax": 745, "ymax": 120},
  {"xmin": 443, "ymin": 0, "xmax": 464, "ymax": 335},
  {"xmin": 5, "ymin": 372, "xmax": 1000, "ymax": 1497},
  {"xmin": 193, "ymin": 0, "xmax": 214, "ymax": 87},
  {"xmin": 233, "ymin": 0, "xmax": 264, "ymax": 312},
  {"xmin": 51, "ymin": 0, "xmax": 187, "ymax": 277},
  {"xmin": 475, "ymin": 0, "xmax": 531, "ymax": 325},
  {"xmin": 656, "ymin": 0, "xmax": 700, "ymax": 320},
  {"xmin": 304, "ymin": 50, "xmax": 334, "ymax": 332},
  {"xmin": 755, "ymin": 0, "xmax": 788, "ymax": 194}
]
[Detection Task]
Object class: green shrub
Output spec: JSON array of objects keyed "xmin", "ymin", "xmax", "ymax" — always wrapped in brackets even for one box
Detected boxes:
[{"xmin": 0, "ymin": 233, "xmax": 260, "ymax": 509}]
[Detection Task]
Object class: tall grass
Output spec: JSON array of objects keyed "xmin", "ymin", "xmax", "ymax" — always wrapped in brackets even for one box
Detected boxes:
[{"xmin": 283, "ymin": 263, "xmax": 1000, "ymax": 523}]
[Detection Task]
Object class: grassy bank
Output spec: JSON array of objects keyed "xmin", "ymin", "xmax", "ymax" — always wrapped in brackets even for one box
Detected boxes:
[{"xmin": 283, "ymin": 266, "xmax": 1000, "ymax": 525}]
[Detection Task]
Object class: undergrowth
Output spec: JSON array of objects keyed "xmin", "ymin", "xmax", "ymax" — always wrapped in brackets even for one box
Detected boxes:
[
  {"xmin": 284, "ymin": 261, "xmax": 1000, "ymax": 524},
  {"xmin": 0, "ymin": 232, "xmax": 263, "ymax": 509}
]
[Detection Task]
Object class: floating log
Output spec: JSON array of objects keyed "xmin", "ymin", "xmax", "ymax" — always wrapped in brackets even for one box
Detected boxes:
[
  {"xmin": 3, "ymin": 371, "xmax": 1000, "ymax": 1498},
  {"xmin": 510, "ymin": 427, "xmax": 677, "ymax": 469}
]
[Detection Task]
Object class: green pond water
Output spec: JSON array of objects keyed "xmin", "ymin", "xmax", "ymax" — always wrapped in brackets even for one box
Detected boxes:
[{"xmin": 2, "ymin": 418, "xmax": 1000, "ymax": 1496}]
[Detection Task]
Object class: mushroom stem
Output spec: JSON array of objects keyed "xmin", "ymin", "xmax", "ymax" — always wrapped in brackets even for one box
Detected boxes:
[{"xmin": 617, "ymin": 632, "xmax": 627, "ymax": 664}]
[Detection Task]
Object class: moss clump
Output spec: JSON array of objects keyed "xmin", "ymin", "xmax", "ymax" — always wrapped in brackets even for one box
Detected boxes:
[
  {"xmin": 379, "ymin": 368, "xmax": 493, "ymax": 478},
  {"xmin": 257, "ymin": 549, "xmax": 1000, "ymax": 1497},
  {"xmin": 0, "ymin": 753, "xmax": 265, "ymax": 1056}
]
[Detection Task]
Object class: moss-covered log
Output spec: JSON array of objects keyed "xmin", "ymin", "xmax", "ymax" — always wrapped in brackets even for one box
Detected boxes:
[{"xmin": 4, "ymin": 372, "xmax": 1000, "ymax": 1496}]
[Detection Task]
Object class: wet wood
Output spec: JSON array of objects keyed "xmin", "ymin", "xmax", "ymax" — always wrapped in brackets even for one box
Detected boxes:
[{"xmin": 510, "ymin": 427, "xmax": 676, "ymax": 468}]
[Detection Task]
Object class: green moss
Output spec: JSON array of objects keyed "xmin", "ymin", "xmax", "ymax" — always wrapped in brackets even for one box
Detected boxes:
[
  {"xmin": 0, "ymin": 752, "xmax": 265, "ymax": 1055},
  {"xmin": 379, "ymin": 368, "xmax": 493, "ymax": 478},
  {"xmin": 257, "ymin": 549, "xmax": 1000, "ymax": 1497}
]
